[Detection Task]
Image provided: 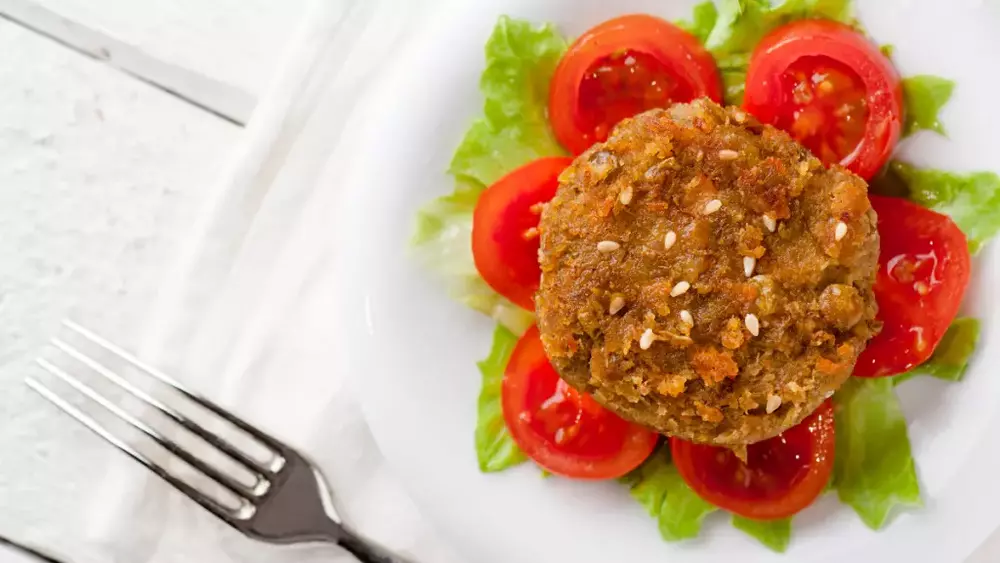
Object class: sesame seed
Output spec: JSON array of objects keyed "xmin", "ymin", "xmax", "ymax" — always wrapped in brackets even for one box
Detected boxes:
[
  {"xmin": 835, "ymin": 221, "xmax": 848, "ymax": 241},
  {"xmin": 733, "ymin": 110, "xmax": 747, "ymax": 123},
  {"xmin": 664, "ymin": 230, "xmax": 677, "ymax": 251},
  {"xmin": 765, "ymin": 394, "xmax": 782, "ymax": 414},
  {"xmin": 718, "ymin": 149, "xmax": 739, "ymax": 160},
  {"xmin": 639, "ymin": 328, "xmax": 655, "ymax": 350},
  {"xmin": 831, "ymin": 286, "xmax": 842, "ymax": 296},
  {"xmin": 670, "ymin": 281, "xmax": 691, "ymax": 297},
  {"xmin": 703, "ymin": 199, "xmax": 723, "ymax": 215},
  {"xmin": 914, "ymin": 281, "xmax": 930, "ymax": 296},
  {"xmin": 619, "ymin": 185, "xmax": 634, "ymax": 205},
  {"xmin": 762, "ymin": 214, "xmax": 776, "ymax": 233},
  {"xmin": 743, "ymin": 256, "xmax": 756, "ymax": 277},
  {"xmin": 744, "ymin": 313, "xmax": 760, "ymax": 336},
  {"xmin": 786, "ymin": 381, "xmax": 802, "ymax": 393},
  {"xmin": 609, "ymin": 295, "xmax": 626, "ymax": 315},
  {"xmin": 522, "ymin": 227, "xmax": 539, "ymax": 240},
  {"xmin": 915, "ymin": 327, "xmax": 928, "ymax": 352},
  {"xmin": 529, "ymin": 202, "xmax": 546, "ymax": 214},
  {"xmin": 680, "ymin": 310, "xmax": 693, "ymax": 325},
  {"xmin": 589, "ymin": 151, "xmax": 618, "ymax": 178},
  {"xmin": 597, "ymin": 240, "xmax": 620, "ymax": 253}
]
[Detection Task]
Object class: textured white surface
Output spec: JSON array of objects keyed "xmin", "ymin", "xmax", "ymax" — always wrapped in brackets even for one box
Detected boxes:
[
  {"xmin": 0, "ymin": 0, "xmax": 258, "ymax": 125},
  {"xmin": 31, "ymin": 0, "xmax": 312, "ymax": 96},
  {"xmin": 0, "ymin": 17, "xmax": 238, "ymax": 558}
]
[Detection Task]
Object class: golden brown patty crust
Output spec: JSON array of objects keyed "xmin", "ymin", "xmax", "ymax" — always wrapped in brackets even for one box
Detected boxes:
[{"xmin": 536, "ymin": 99, "xmax": 880, "ymax": 446}]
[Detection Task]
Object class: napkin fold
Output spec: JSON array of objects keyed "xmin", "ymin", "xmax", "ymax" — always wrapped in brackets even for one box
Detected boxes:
[{"xmin": 83, "ymin": 1, "xmax": 460, "ymax": 561}]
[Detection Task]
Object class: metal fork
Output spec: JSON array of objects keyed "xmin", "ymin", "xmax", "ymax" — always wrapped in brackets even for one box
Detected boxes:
[{"xmin": 26, "ymin": 321, "xmax": 413, "ymax": 563}]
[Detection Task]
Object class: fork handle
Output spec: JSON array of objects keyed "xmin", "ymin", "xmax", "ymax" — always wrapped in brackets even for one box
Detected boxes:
[{"xmin": 332, "ymin": 525, "xmax": 417, "ymax": 563}]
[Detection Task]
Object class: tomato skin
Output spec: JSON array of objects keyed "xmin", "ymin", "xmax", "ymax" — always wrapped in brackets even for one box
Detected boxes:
[
  {"xmin": 502, "ymin": 326, "xmax": 659, "ymax": 479},
  {"xmin": 472, "ymin": 157, "xmax": 573, "ymax": 310},
  {"xmin": 549, "ymin": 14, "xmax": 723, "ymax": 155},
  {"xmin": 671, "ymin": 401, "xmax": 835, "ymax": 520},
  {"xmin": 744, "ymin": 20, "xmax": 902, "ymax": 180},
  {"xmin": 854, "ymin": 195, "xmax": 971, "ymax": 377}
]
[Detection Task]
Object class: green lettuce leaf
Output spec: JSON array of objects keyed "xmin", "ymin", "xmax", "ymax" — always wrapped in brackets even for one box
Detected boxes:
[
  {"xmin": 414, "ymin": 17, "xmax": 567, "ymax": 332},
  {"xmin": 732, "ymin": 515, "xmax": 792, "ymax": 552},
  {"xmin": 885, "ymin": 161, "xmax": 1000, "ymax": 253},
  {"xmin": 412, "ymin": 182, "xmax": 535, "ymax": 334},
  {"xmin": 698, "ymin": 0, "xmax": 856, "ymax": 105},
  {"xmin": 626, "ymin": 450, "xmax": 793, "ymax": 549},
  {"xmin": 678, "ymin": 1, "xmax": 720, "ymax": 44},
  {"xmin": 705, "ymin": 0, "xmax": 855, "ymax": 51},
  {"xmin": 624, "ymin": 448, "xmax": 718, "ymax": 541},
  {"xmin": 833, "ymin": 378, "xmax": 921, "ymax": 529},
  {"xmin": 902, "ymin": 75, "xmax": 955, "ymax": 137},
  {"xmin": 475, "ymin": 324, "xmax": 527, "ymax": 472},
  {"xmin": 448, "ymin": 16, "xmax": 568, "ymax": 186},
  {"xmin": 894, "ymin": 317, "xmax": 980, "ymax": 385}
]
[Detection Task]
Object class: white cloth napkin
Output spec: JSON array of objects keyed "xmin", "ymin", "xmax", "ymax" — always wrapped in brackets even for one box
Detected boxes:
[{"xmin": 82, "ymin": 1, "xmax": 461, "ymax": 561}]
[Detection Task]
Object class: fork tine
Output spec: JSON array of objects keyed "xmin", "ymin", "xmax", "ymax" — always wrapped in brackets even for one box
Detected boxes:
[
  {"xmin": 63, "ymin": 320, "xmax": 290, "ymax": 458},
  {"xmin": 51, "ymin": 336, "xmax": 277, "ymax": 480},
  {"xmin": 25, "ymin": 376, "xmax": 249, "ymax": 526},
  {"xmin": 33, "ymin": 358, "xmax": 266, "ymax": 503}
]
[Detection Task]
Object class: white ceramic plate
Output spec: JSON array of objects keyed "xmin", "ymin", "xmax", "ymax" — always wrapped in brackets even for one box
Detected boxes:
[{"xmin": 336, "ymin": 1, "xmax": 1000, "ymax": 561}]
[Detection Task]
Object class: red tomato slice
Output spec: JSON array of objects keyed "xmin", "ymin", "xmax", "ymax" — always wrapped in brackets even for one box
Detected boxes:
[
  {"xmin": 472, "ymin": 157, "xmax": 573, "ymax": 310},
  {"xmin": 549, "ymin": 14, "xmax": 723, "ymax": 155},
  {"xmin": 671, "ymin": 400, "xmax": 835, "ymax": 520},
  {"xmin": 743, "ymin": 20, "xmax": 902, "ymax": 180},
  {"xmin": 502, "ymin": 326, "xmax": 658, "ymax": 479},
  {"xmin": 853, "ymin": 195, "xmax": 971, "ymax": 377}
]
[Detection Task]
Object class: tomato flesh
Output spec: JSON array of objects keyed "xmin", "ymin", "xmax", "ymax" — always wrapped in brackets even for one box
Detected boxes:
[
  {"xmin": 502, "ymin": 326, "xmax": 658, "ymax": 479},
  {"xmin": 578, "ymin": 49, "xmax": 694, "ymax": 144},
  {"xmin": 695, "ymin": 433, "xmax": 815, "ymax": 503},
  {"xmin": 854, "ymin": 195, "xmax": 971, "ymax": 377},
  {"xmin": 523, "ymin": 368, "xmax": 631, "ymax": 458},
  {"xmin": 672, "ymin": 401, "xmax": 835, "ymax": 520},
  {"xmin": 549, "ymin": 14, "xmax": 722, "ymax": 155},
  {"xmin": 743, "ymin": 20, "xmax": 902, "ymax": 180},
  {"xmin": 775, "ymin": 56, "xmax": 869, "ymax": 166},
  {"xmin": 472, "ymin": 157, "xmax": 573, "ymax": 310}
]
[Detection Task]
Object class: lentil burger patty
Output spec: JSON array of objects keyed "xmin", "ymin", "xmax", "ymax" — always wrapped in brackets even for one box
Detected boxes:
[{"xmin": 536, "ymin": 99, "xmax": 880, "ymax": 446}]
